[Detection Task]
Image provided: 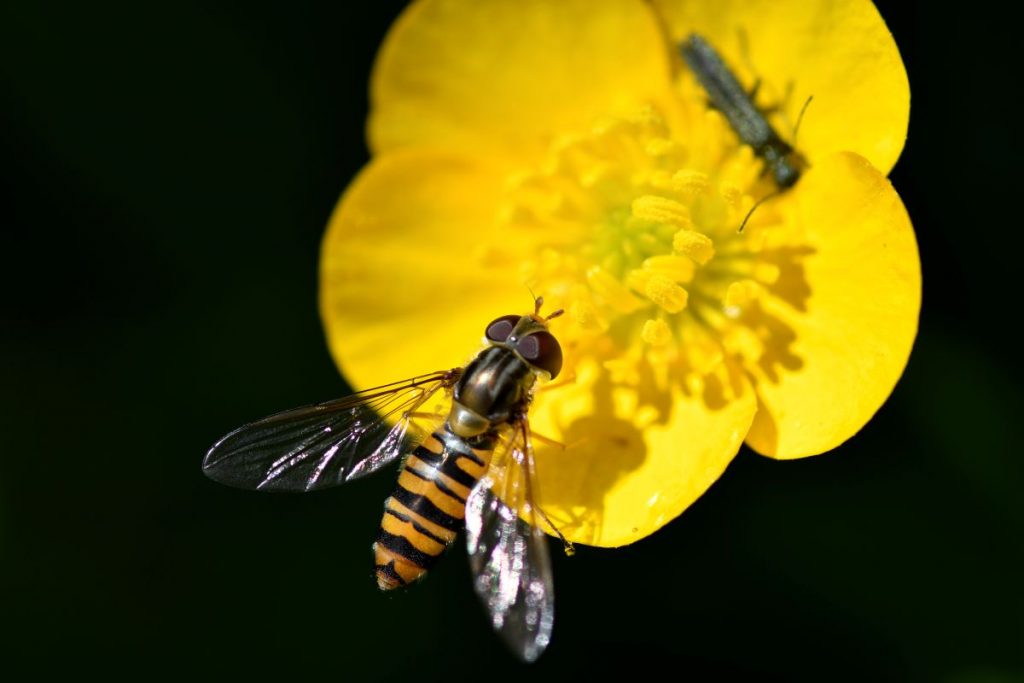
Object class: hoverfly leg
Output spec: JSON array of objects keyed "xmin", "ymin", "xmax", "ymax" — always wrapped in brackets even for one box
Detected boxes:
[
  {"xmin": 530, "ymin": 431, "xmax": 566, "ymax": 451},
  {"xmin": 520, "ymin": 417, "xmax": 572, "ymax": 557},
  {"xmin": 536, "ymin": 371, "xmax": 576, "ymax": 393},
  {"xmin": 535, "ymin": 504, "xmax": 576, "ymax": 557},
  {"xmin": 402, "ymin": 410, "xmax": 443, "ymax": 421}
]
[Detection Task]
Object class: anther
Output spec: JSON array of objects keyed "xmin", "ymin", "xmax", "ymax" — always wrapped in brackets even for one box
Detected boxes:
[
  {"xmin": 642, "ymin": 274, "xmax": 689, "ymax": 314},
  {"xmin": 631, "ymin": 195, "xmax": 692, "ymax": 229},
  {"xmin": 642, "ymin": 255, "xmax": 696, "ymax": 284},
  {"xmin": 670, "ymin": 170, "xmax": 710, "ymax": 197},
  {"xmin": 641, "ymin": 319, "xmax": 673, "ymax": 346},
  {"xmin": 570, "ymin": 297, "xmax": 604, "ymax": 329},
  {"xmin": 720, "ymin": 183, "xmax": 743, "ymax": 209},
  {"xmin": 672, "ymin": 230, "xmax": 715, "ymax": 265},
  {"xmin": 724, "ymin": 279, "xmax": 761, "ymax": 315}
]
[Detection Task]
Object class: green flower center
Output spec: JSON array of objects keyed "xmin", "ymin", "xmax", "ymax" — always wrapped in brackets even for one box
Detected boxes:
[{"xmin": 498, "ymin": 106, "xmax": 783, "ymax": 361}]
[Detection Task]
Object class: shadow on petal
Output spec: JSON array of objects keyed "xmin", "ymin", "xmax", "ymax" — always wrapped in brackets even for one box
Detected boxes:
[
  {"xmin": 531, "ymin": 345, "xmax": 757, "ymax": 546},
  {"xmin": 762, "ymin": 245, "xmax": 814, "ymax": 313},
  {"xmin": 739, "ymin": 299, "xmax": 804, "ymax": 384},
  {"xmin": 533, "ymin": 372, "xmax": 647, "ymax": 546},
  {"xmin": 746, "ymin": 152, "xmax": 919, "ymax": 458}
]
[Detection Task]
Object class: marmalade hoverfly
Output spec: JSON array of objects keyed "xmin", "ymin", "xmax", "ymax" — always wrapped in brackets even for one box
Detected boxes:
[{"xmin": 203, "ymin": 298, "xmax": 568, "ymax": 662}]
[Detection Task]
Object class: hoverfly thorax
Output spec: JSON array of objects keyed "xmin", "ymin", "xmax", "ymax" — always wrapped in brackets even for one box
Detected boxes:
[{"xmin": 448, "ymin": 311, "xmax": 562, "ymax": 440}]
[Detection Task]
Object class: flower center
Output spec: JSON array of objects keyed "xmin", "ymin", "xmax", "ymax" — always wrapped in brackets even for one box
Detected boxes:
[{"xmin": 495, "ymin": 103, "xmax": 800, "ymax": 385}]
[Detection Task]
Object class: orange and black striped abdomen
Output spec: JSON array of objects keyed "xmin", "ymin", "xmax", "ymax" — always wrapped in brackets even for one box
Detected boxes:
[{"xmin": 374, "ymin": 428, "xmax": 492, "ymax": 590}]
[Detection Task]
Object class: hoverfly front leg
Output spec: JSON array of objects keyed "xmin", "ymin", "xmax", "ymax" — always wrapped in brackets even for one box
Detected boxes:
[
  {"xmin": 518, "ymin": 414, "xmax": 575, "ymax": 557},
  {"xmin": 536, "ymin": 370, "xmax": 576, "ymax": 394},
  {"xmin": 402, "ymin": 411, "xmax": 443, "ymax": 421},
  {"xmin": 535, "ymin": 504, "xmax": 576, "ymax": 558}
]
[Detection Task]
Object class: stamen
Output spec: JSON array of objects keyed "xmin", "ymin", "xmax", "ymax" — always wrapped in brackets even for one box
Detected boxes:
[
  {"xmin": 641, "ymin": 319, "xmax": 673, "ymax": 346},
  {"xmin": 631, "ymin": 195, "xmax": 692, "ymax": 229},
  {"xmin": 641, "ymin": 255, "xmax": 696, "ymax": 283},
  {"xmin": 725, "ymin": 279, "xmax": 761, "ymax": 313},
  {"xmin": 570, "ymin": 296, "xmax": 605, "ymax": 330},
  {"xmin": 673, "ymin": 230, "xmax": 715, "ymax": 264},
  {"xmin": 719, "ymin": 182, "xmax": 743, "ymax": 209},
  {"xmin": 669, "ymin": 170, "xmax": 711, "ymax": 197},
  {"xmin": 642, "ymin": 274, "xmax": 689, "ymax": 313},
  {"xmin": 586, "ymin": 266, "xmax": 646, "ymax": 313},
  {"xmin": 493, "ymin": 103, "xmax": 791, "ymax": 387}
]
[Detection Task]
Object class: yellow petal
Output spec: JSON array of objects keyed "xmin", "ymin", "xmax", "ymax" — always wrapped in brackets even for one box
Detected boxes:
[
  {"xmin": 320, "ymin": 149, "xmax": 529, "ymax": 391},
  {"xmin": 369, "ymin": 0, "xmax": 672, "ymax": 163},
  {"xmin": 653, "ymin": 0, "xmax": 909, "ymax": 174},
  {"xmin": 530, "ymin": 352, "xmax": 757, "ymax": 547},
  {"xmin": 743, "ymin": 152, "xmax": 920, "ymax": 458}
]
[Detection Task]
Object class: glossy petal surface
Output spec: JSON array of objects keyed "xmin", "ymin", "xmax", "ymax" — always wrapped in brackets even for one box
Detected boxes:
[
  {"xmin": 369, "ymin": 0, "xmax": 672, "ymax": 163},
  {"xmin": 654, "ymin": 0, "xmax": 910, "ymax": 173},
  {"xmin": 743, "ymin": 152, "xmax": 921, "ymax": 458}
]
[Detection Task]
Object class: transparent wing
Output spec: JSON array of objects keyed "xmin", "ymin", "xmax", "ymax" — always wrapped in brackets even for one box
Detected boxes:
[
  {"xmin": 465, "ymin": 416, "xmax": 554, "ymax": 663},
  {"xmin": 202, "ymin": 369, "xmax": 460, "ymax": 492}
]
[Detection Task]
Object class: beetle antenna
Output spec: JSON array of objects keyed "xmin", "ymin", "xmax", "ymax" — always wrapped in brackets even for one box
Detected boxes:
[
  {"xmin": 792, "ymin": 94, "xmax": 813, "ymax": 147},
  {"xmin": 738, "ymin": 189, "xmax": 783, "ymax": 233},
  {"xmin": 545, "ymin": 309, "xmax": 564, "ymax": 322}
]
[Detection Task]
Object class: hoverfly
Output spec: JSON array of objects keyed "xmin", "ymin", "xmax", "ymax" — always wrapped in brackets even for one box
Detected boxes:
[{"xmin": 203, "ymin": 298, "xmax": 568, "ymax": 662}]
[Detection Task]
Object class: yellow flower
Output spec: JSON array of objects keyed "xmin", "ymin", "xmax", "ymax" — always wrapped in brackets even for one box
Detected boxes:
[{"xmin": 320, "ymin": 0, "xmax": 920, "ymax": 547}]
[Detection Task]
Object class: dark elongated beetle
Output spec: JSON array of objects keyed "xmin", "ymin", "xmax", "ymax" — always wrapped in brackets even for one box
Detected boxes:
[{"xmin": 681, "ymin": 33, "xmax": 805, "ymax": 189}]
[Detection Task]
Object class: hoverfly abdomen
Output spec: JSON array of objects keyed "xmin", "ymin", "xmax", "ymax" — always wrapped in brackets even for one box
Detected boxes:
[{"xmin": 374, "ymin": 427, "xmax": 495, "ymax": 590}]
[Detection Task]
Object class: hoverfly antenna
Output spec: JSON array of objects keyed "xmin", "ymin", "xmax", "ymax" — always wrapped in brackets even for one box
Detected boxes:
[
  {"xmin": 525, "ymin": 285, "xmax": 543, "ymax": 313},
  {"xmin": 545, "ymin": 309, "xmax": 564, "ymax": 322},
  {"xmin": 527, "ymin": 287, "xmax": 561, "ymax": 321}
]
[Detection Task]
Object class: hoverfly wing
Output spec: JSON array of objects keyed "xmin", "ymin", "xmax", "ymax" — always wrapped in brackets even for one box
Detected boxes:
[
  {"xmin": 203, "ymin": 370, "xmax": 459, "ymax": 492},
  {"xmin": 465, "ymin": 418, "xmax": 554, "ymax": 663}
]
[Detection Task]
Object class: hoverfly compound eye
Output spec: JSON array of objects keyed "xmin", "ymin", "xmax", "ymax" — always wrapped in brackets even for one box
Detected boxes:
[
  {"xmin": 517, "ymin": 331, "xmax": 563, "ymax": 379},
  {"xmin": 485, "ymin": 315, "xmax": 521, "ymax": 343}
]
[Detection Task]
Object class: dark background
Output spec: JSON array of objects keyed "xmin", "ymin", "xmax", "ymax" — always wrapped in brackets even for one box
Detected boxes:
[{"xmin": 2, "ymin": 1, "xmax": 1020, "ymax": 679}]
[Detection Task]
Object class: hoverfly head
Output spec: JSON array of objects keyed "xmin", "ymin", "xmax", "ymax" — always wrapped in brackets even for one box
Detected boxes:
[{"xmin": 484, "ymin": 306, "xmax": 563, "ymax": 380}]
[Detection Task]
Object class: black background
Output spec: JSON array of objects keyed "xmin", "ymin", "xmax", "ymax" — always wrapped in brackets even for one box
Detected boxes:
[{"xmin": 2, "ymin": 1, "xmax": 1021, "ymax": 679}]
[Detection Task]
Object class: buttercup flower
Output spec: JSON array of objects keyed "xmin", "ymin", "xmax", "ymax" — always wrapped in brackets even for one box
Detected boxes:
[{"xmin": 320, "ymin": 0, "xmax": 920, "ymax": 547}]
